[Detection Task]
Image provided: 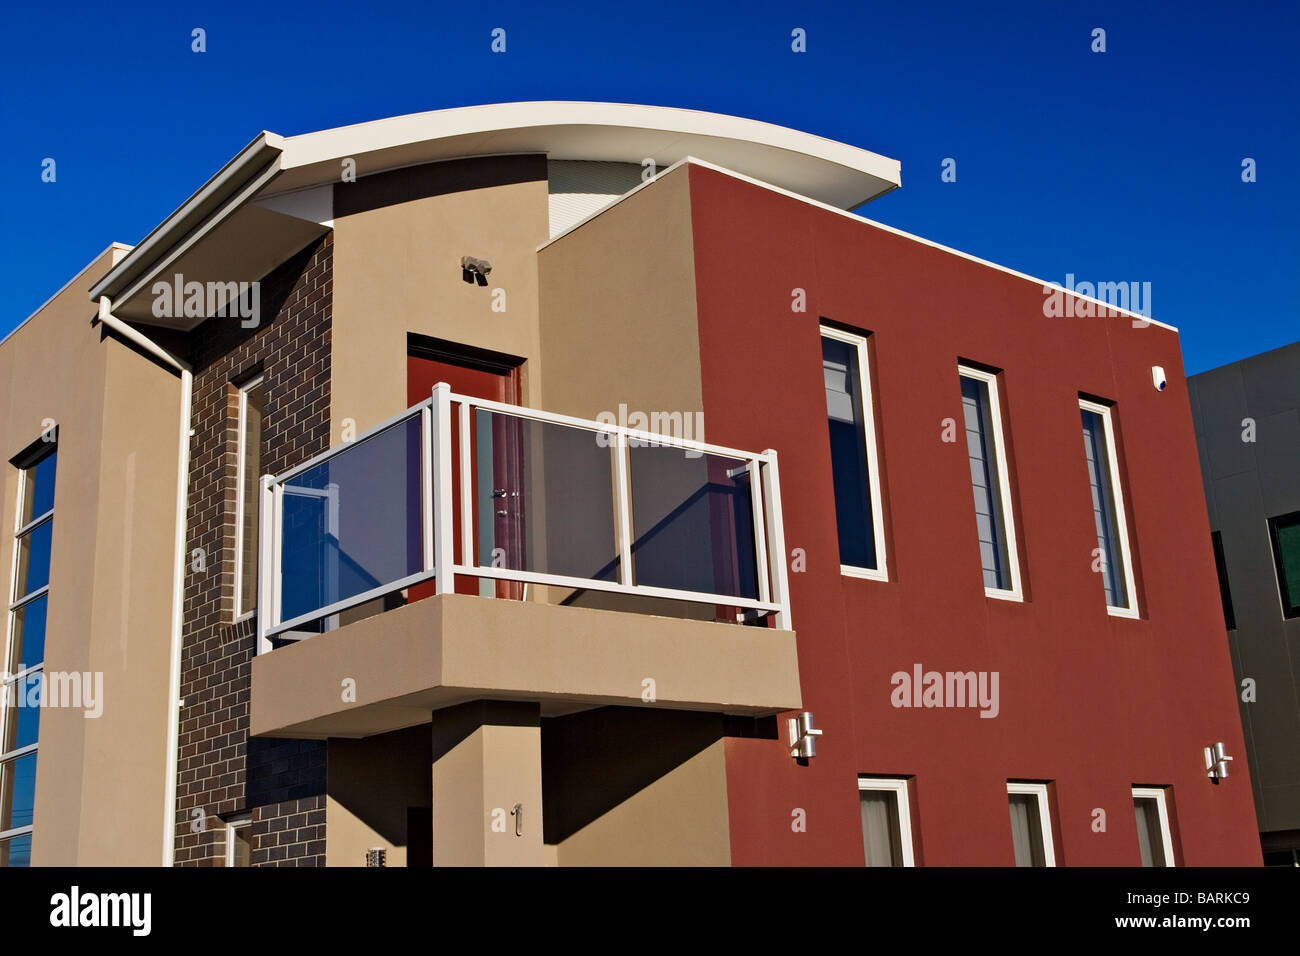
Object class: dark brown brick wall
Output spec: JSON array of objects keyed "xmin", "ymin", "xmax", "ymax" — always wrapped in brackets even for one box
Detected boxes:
[{"xmin": 174, "ymin": 234, "xmax": 331, "ymax": 866}]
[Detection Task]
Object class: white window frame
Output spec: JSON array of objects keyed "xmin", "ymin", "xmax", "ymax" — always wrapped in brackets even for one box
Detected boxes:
[
  {"xmin": 1, "ymin": 444, "xmax": 56, "ymax": 857},
  {"xmin": 1079, "ymin": 399, "xmax": 1139, "ymax": 619},
  {"xmin": 233, "ymin": 374, "xmax": 264, "ymax": 620},
  {"xmin": 1131, "ymin": 786, "xmax": 1175, "ymax": 867},
  {"xmin": 821, "ymin": 326, "xmax": 888, "ymax": 582},
  {"xmin": 857, "ymin": 776, "xmax": 915, "ymax": 866},
  {"xmin": 225, "ymin": 815, "xmax": 253, "ymax": 867},
  {"xmin": 958, "ymin": 365, "xmax": 1023, "ymax": 601},
  {"xmin": 1006, "ymin": 781, "xmax": 1056, "ymax": 866}
]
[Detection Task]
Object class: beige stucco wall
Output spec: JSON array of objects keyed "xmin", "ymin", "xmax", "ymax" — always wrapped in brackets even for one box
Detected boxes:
[
  {"xmin": 537, "ymin": 163, "xmax": 702, "ymax": 423},
  {"xmin": 543, "ymin": 708, "xmax": 732, "ymax": 866},
  {"xmin": 0, "ymin": 246, "xmax": 182, "ymax": 864},
  {"xmin": 329, "ymin": 156, "xmax": 551, "ymax": 438},
  {"xmin": 555, "ymin": 739, "xmax": 731, "ymax": 866},
  {"xmin": 326, "ymin": 724, "xmax": 431, "ymax": 867}
]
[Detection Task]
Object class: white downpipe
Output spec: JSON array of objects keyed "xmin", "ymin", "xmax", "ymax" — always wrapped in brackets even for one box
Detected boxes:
[{"xmin": 98, "ymin": 297, "xmax": 191, "ymax": 867}]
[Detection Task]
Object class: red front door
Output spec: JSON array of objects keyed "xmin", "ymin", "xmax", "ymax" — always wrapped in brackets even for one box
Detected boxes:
[{"xmin": 407, "ymin": 351, "xmax": 524, "ymax": 600}]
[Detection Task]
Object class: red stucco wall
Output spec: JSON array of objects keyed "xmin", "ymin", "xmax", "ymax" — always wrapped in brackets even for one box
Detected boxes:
[{"xmin": 686, "ymin": 164, "xmax": 1260, "ymax": 866}]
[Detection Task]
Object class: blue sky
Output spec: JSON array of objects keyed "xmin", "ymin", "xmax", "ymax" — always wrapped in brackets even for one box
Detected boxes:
[{"xmin": 1, "ymin": 0, "xmax": 1294, "ymax": 373}]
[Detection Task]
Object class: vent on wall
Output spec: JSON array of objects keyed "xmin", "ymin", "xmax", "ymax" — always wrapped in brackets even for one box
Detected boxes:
[{"xmin": 547, "ymin": 160, "xmax": 645, "ymax": 237}]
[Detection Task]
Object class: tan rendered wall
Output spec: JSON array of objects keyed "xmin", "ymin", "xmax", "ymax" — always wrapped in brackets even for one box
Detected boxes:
[
  {"xmin": 326, "ymin": 724, "xmax": 431, "ymax": 867},
  {"xmin": 329, "ymin": 156, "xmax": 551, "ymax": 437},
  {"xmin": 0, "ymin": 246, "xmax": 182, "ymax": 864},
  {"xmin": 543, "ymin": 707, "xmax": 732, "ymax": 866},
  {"xmin": 537, "ymin": 163, "xmax": 702, "ymax": 423}
]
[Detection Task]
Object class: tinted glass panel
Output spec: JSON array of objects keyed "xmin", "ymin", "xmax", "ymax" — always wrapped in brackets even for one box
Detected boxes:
[
  {"xmin": 1134, "ymin": 797, "xmax": 1166, "ymax": 866},
  {"xmin": 860, "ymin": 789, "xmax": 904, "ymax": 867},
  {"xmin": 822, "ymin": 335, "xmax": 877, "ymax": 570},
  {"xmin": 961, "ymin": 376, "xmax": 1011, "ymax": 589},
  {"xmin": 1081, "ymin": 409, "xmax": 1128, "ymax": 607},
  {"xmin": 2, "ymin": 675, "xmax": 40, "ymax": 752},
  {"xmin": 0, "ymin": 753, "xmax": 37, "ymax": 832},
  {"xmin": 279, "ymin": 417, "xmax": 424, "ymax": 625},
  {"xmin": 1269, "ymin": 512, "xmax": 1300, "ymax": 617},
  {"xmin": 0, "ymin": 833, "xmax": 31, "ymax": 868},
  {"xmin": 14, "ymin": 520, "xmax": 53, "ymax": 599},
  {"xmin": 475, "ymin": 410, "xmax": 619, "ymax": 583},
  {"xmin": 628, "ymin": 446, "xmax": 757, "ymax": 599},
  {"xmin": 1009, "ymin": 793, "xmax": 1046, "ymax": 866},
  {"xmin": 19, "ymin": 451, "xmax": 56, "ymax": 526},
  {"xmin": 8, "ymin": 596, "xmax": 47, "ymax": 672}
]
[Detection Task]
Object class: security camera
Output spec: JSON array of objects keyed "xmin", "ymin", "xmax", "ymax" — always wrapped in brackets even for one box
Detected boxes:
[
  {"xmin": 1151, "ymin": 366, "xmax": 1167, "ymax": 391},
  {"xmin": 461, "ymin": 256, "xmax": 492, "ymax": 277}
]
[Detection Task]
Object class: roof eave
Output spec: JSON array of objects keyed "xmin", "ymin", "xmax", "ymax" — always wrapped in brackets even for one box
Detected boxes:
[{"xmin": 88, "ymin": 132, "xmax": 285, "ymax": 303}]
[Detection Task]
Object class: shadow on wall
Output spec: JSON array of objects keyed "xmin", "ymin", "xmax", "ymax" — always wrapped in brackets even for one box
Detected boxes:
[
  {"xmin": 540, "ymin": 706, "xmax": 726, "ymax": 845},
  {"xmin": 328, "ymin": 724, "xmax": 433, "ymax": 865}
]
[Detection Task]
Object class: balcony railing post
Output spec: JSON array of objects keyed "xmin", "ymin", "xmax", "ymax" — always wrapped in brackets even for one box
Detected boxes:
[
  {"xmin": 613, "ymin": 431, "xmax": 634, "ymax": 586},
  {"xmin": 458, "ymin": 401, "xmax": 474, "ymax": 568},
  {"xmin": 256, "ymin": 474, "xmax": 275, "ymax": 655},
  {"xmin": 431, "ymin": 383, "xmax": 455, "ymax": 594},
  {"xmin": 420, "ymin": 404, "xmax": 434, "ymax": 572},
  {"xmin": 761, "ymin": 449, "xmax": 792, "ymax": 630},
  {"xmin": 748, "ymin": 457, "xmax": 771, "ymax": 605}
]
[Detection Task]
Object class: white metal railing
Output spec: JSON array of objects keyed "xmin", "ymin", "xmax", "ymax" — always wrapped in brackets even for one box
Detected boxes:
[{"xmin": 255, "ymin": 383, "xmax": 791, "ymax": 654}]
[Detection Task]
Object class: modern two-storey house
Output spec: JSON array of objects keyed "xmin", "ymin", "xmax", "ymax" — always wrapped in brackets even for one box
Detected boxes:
[{"xmin": 0, "ymin": 102, "xmax": 1261, "ymax": 866}]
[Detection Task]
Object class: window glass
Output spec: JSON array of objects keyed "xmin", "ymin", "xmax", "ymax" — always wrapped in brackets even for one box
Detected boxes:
[
  {"xmin": 860, "ymin": 789, "xmax": 904, "ymax": 867},
  {"xmin": 822, "ymin": 334, "xmax": 879, "ymax": 571},
  {"xmin": 1133, "ymin": 796, "xmax": 1167, "ymax": 867},
  {"xmin": 19, "ymin": 451, "xmax": 56, "ymax": 526},
  {"xmin": 0, "ymin": 753, "xmax": 38, "ymax": 832},
  {"xmin": 961, "ymin": 375, "xmax": 1011, "ymax": 589},
  {"xmin": 1269, "ymin": 512, "xmax": 1300, "ymax": 617},
  {"xmin": 1009, "ymin": 792, "xmax": 1046, "ymax": 866},
  {"xmin": 7, "ymin": 596, "xmax": 46, "ymax": 675},
  {"xmin": 1081, "ymin": 409, "xmax": 1128, "ymax": 607},
  {"xmin": 13, "ymin": 519, "xmax": 53, "ymax": 600}
]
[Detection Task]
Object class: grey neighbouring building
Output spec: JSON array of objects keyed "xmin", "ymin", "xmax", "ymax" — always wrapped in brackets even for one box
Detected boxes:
[{"xmin": 1189, "ymin": 340, "xmax": 1300, "ymax": 866}]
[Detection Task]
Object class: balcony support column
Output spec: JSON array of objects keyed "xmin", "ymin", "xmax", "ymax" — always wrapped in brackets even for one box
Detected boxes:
[{"xmin": 430, "ymin": 700, "xmax": 545, "ymax": 866}]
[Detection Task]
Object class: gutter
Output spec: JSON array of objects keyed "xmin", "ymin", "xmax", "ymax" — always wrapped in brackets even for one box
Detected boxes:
[{"xmin": 97, "ymin": 297, "xmax": 192, "ymax": 867}]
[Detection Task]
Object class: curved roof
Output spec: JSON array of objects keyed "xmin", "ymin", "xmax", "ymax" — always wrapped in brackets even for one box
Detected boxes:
[
  {"xmin": 269, "ymin": 101, "xmax": 900, "ymax": 208},
  {"xmin": 90, "ymin": 103, "xmax": 900, "ymax": 321}
]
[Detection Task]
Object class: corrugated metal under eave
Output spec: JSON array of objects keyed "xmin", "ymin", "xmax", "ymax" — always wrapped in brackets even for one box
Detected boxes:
[{"xmin": 547, "ymin": 160, "xmax": 645, "ymax": 237}]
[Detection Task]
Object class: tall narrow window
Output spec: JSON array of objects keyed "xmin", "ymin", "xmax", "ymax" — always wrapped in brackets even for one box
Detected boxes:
[
  {"xmin": 2, "ymin": 440, "xmax": 57, "ymax": 868},
  {"xmin": 235, "ymin": 375, "xmax": 265, "ymax": 616},
  {"xmin": 959, "ymin": 366, "xmax": 1021, "ymax": 598},
  {"xmin": 858, "ymin": 776, "xmax": 916, "ymax": 866},
  {"xmin": 1210, "ymin": 531, "xmax": 1235, "ymax": 629},
  {"xmin": 1007, "ymin": 782, "xmax": 1056, "ymax": 867},
  {"xmin": 821, "ymin": 327, "xmax": 886, "ymax": 580},
  {"xmin": 1132, "ymin": 787, "xmax": 1175, "ymax": 867},
  {"xmin": 1079, "ymin": 400, "xmax": 1137, "ymax": 616},
  {"xmin": 1267, "ymin": 511, "xmax": 1300, "ymax": 619}
]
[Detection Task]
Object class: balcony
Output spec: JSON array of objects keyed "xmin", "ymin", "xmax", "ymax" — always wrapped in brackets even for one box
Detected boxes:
[{"xmin": 249, "ymin": 384, "xmax": 800, "ymax": 738}]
